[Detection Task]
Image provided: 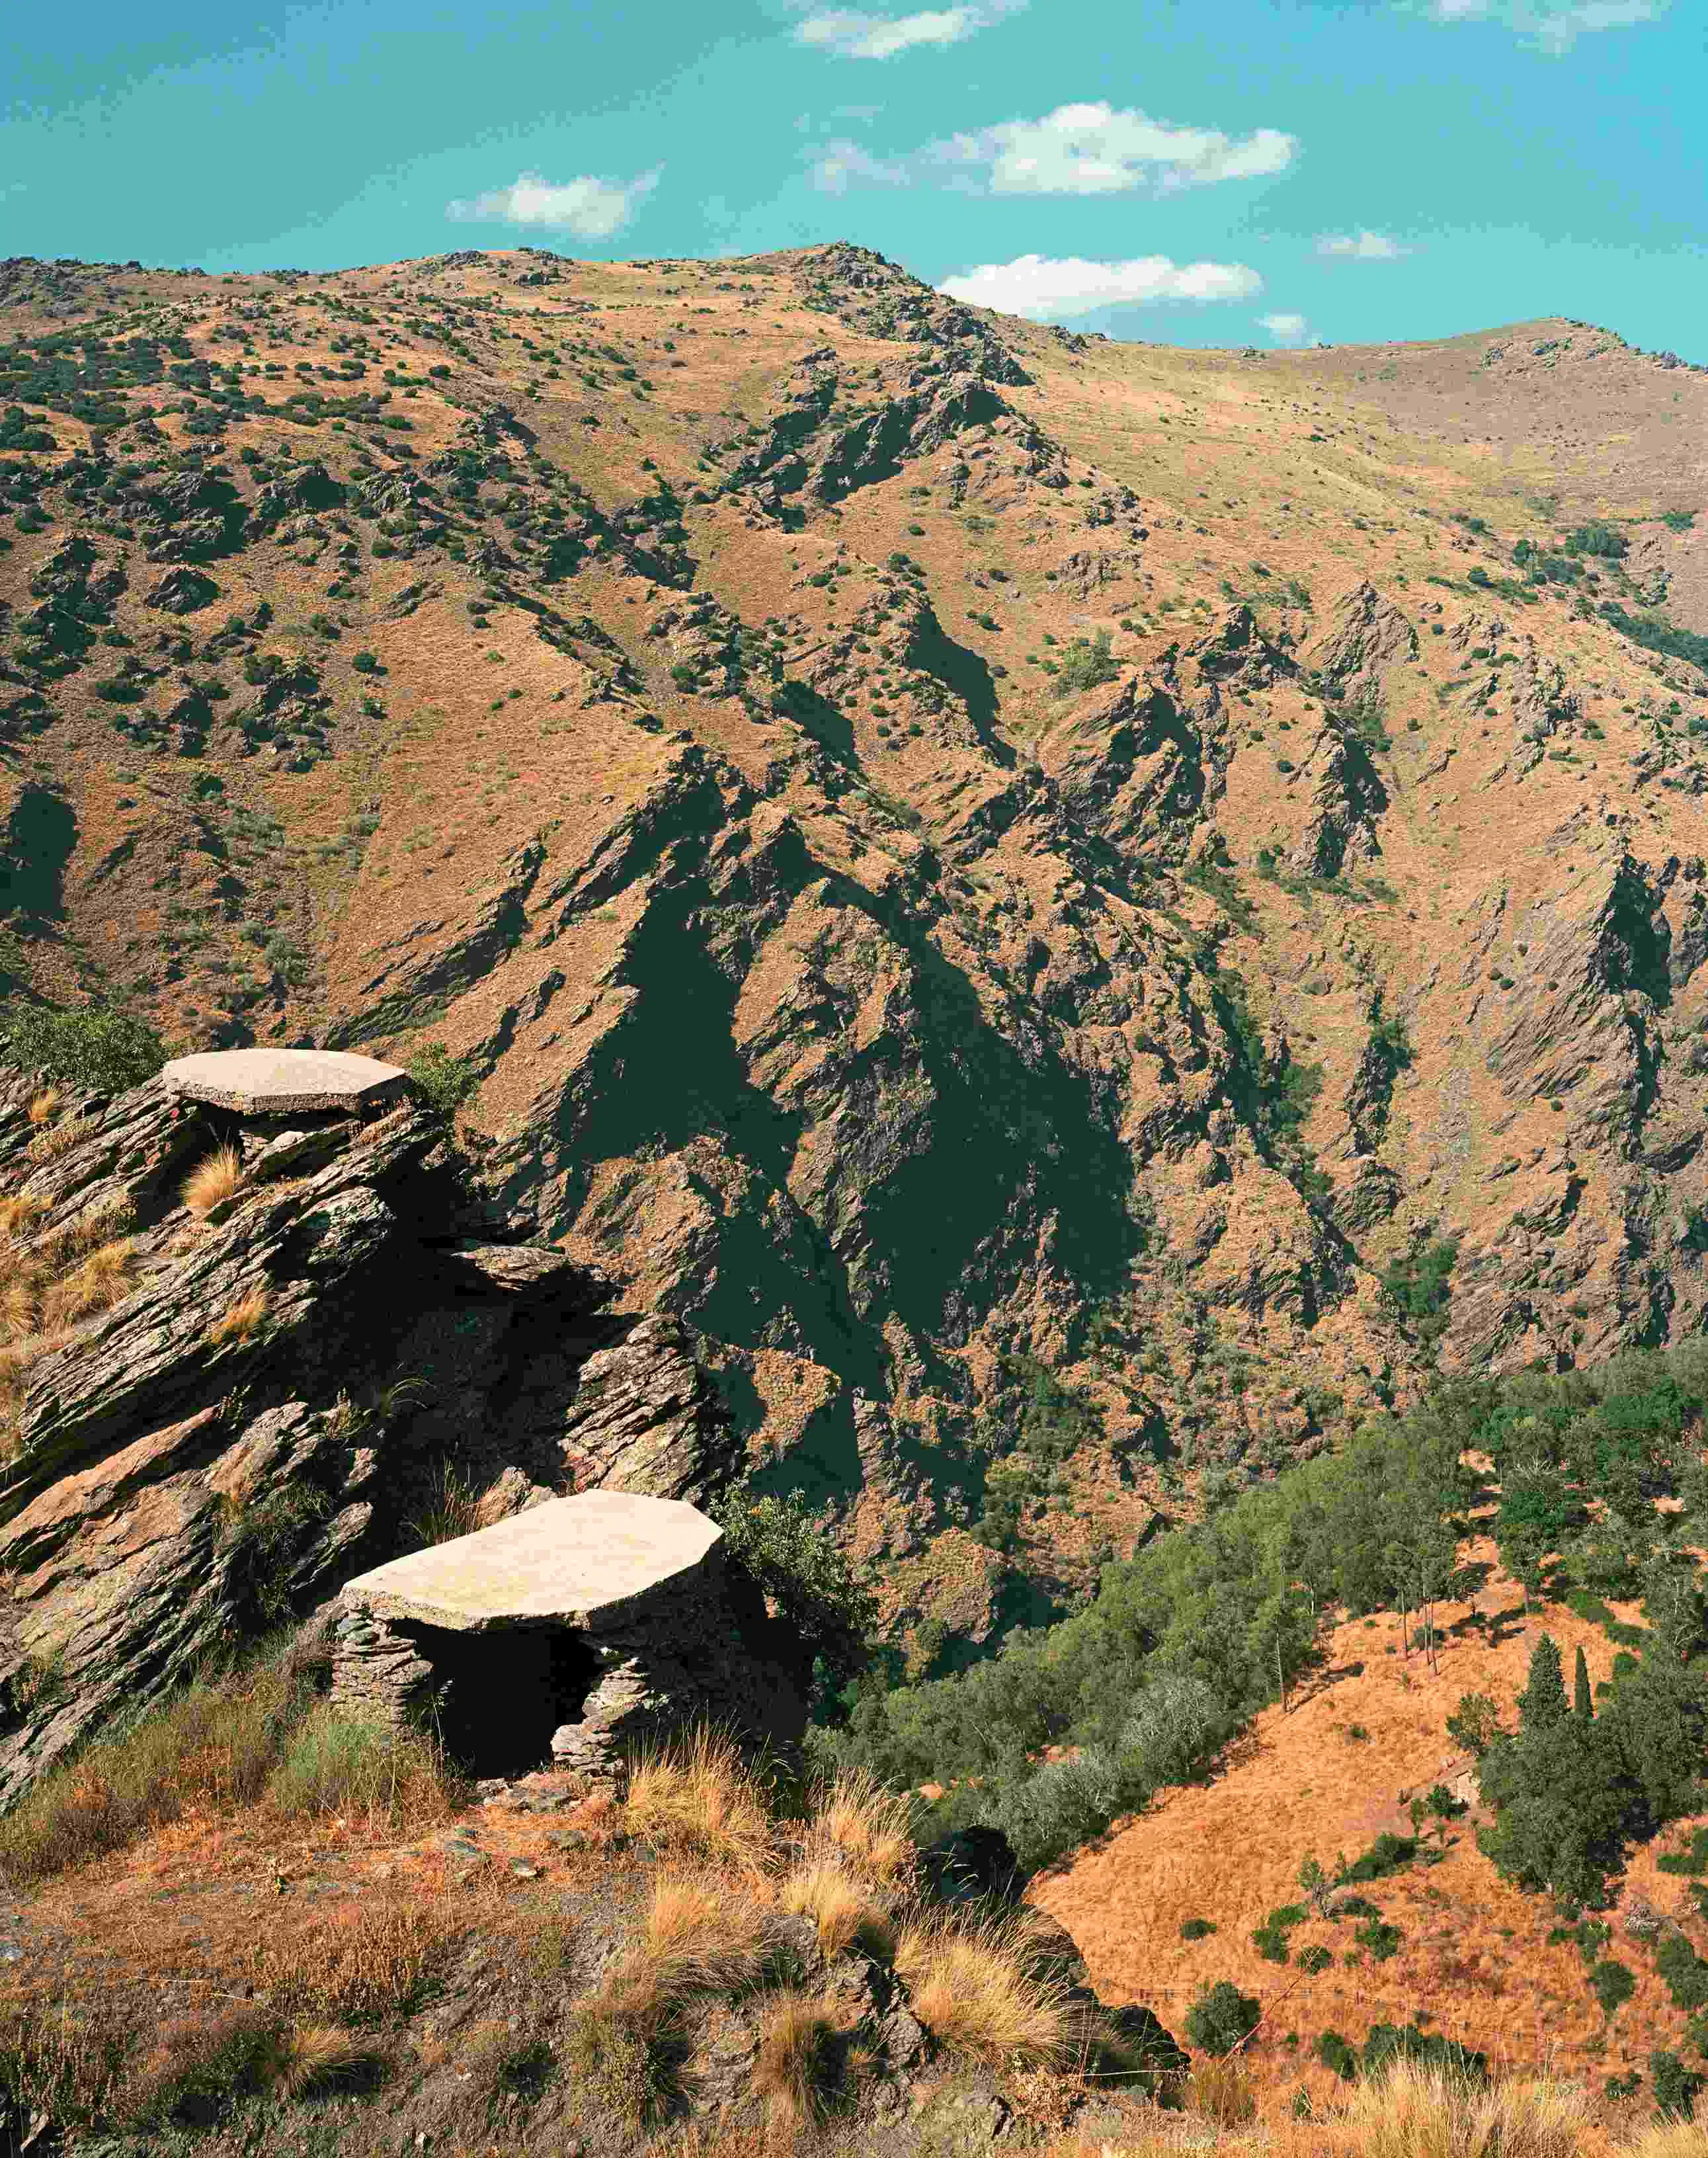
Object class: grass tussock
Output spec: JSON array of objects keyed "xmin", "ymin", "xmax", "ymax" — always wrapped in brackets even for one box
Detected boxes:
[
  {"xmin": 1186, "ymin": 2054, "xmax": 1258, "ymax": 2127},
  {"xmin": 635, "ymin": 1871, "xmax": 776, "ymax": 1999},
  {"xmin": 0, "ymin": 1195, "xmax": 139, "ymax": 1453},
  {"xmin": 1328, "ymin": 2059, "xmax": 1592, "ymax": 2158},
  {"xmin": 0, "ymin": 1192, "xmax": 50, "ymax": 1240},
  {"xmin": 780, "ymin": 1855, "xmax": 895, "ymax": 1960},
  {"xmin": 564, "ymin": 1993, "xmax": 685, "ymax": 2128},
  {"xmin": 206, "ymin": 1284, "xmax": 270, "ymax": 1346},
  {"xmin": 38, "ymin": 1236, "xmax": 136, "ymax": 1331},
  {"xmin": 802, "ymin": 1767, "xmax": 919, "ymax": 1889},
  {"xmin": 270, "ymin": 2020, "xmax": 385, "ymax": 2100},
  {"xmin": 893, "ymin": 1908, "xmax": 1075, "ymax": 2069},
  {"xmin": 251, "ymin": 1901, "xmax": 452, "ymax": 2027},
  {"xmin": 182, "ymin": 1144, "xmax": 243, "ymax": 1217},
  {"xmin": 24, "ymin": 1088, "xmax": 61, "ymax": 1125},
  {"xmin": 625, "ymin": 1728, "xmax": 775, "ymax": 1874},
  {"xmin": 262, "ymin": 1702, "xmax": 464, "ymax": 1831},
  {"xmin": 409, "ymin": 1458, "xmax": 483, "ymax": 1548},
  {"xmin": 752, "ymin": 1989, "xmax": 848, "ymax": 2128}
]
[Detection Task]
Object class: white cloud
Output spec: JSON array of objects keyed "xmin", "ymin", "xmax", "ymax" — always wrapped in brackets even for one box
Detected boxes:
[
  {"xmin": 1259, "ymin": 311, "xmax": 1311, "ymax": 346},
  {"xmin": 795, "ymin": 3, "xmax": 1020, "ymax": 58},
  {"xmin": 1418, "ymin": 0, "xmax": 1668, "ymax": 48},
  {"xmin": 1316, "ymin": 229, "xmax": 1410, "ymax": 259},
  {"xmin": 939, "ymin": 253, "xmax": 1262, "ymax": 319},
  {"xmin": 925, "ymin": 100, "xmax": 1297, "ymax": 194},
  {"xmin": 445, "ymin": 167, "xmax": 661, "ymax": 239},
  {"xmin": 808, "ymin": 138, "xmax": 911, "ymax": 192}
]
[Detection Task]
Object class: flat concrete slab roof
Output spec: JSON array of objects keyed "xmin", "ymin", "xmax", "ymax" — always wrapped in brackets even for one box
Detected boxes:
[
  {"xmin": 342, "ymin": 1490, "xmax": 723, "ymax": 1632},
  {"xmin": 161, "ymin": 1047, "xmax": 409, "ymax": 1114}
]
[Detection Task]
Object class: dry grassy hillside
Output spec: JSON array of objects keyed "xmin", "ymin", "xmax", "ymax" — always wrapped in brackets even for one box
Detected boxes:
[{"xmin": 3, "ymin": 242, "xmax": 1708, "ymax": 1658}]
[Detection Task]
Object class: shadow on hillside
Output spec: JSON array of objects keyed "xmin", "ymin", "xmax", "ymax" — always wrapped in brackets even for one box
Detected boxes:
[
  {"xmin": 493, "ymin": 821, "xmax": 1145, "ymax": 1512},
  {"xmin": 907, "ymin": 611, "xmax": 1010, "ymax": 768},
  {"xmin": 0, "ymin": 782, "xmax": 76, "ymax": 926}
]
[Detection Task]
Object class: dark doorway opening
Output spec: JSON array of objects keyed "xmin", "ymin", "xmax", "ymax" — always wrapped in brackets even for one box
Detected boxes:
[{"xmin": 411, "ymin": 1623, "xmax": 600, "ymax": 1778}]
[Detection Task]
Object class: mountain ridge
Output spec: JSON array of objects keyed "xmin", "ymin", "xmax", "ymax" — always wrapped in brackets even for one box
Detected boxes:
[{"xmin": 3, "ymin": 239, "xmax": 1707, "ymax": 1661}]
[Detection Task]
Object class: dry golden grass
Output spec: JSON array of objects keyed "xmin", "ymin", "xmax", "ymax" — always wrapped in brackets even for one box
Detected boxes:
[
  {"xmin": 1628, "ymin": 2124, "xmax": 1708, "ymax": 2158},
  {"xmin": 206, "ymin": 1285, "xmax": 270, "ymax": 1345},
  {"xmin": 38, "ymin": 1236, "xmax": 136, "ymax": 1331},
  {"xmin": 0, "ymin": 1191, "xmax": 50, "ymax": 1241},
  {"xmin": 270, "ymin": 2020, "xmax": 383, "ymax": 2099},
  {"xmin": 751, "ymin": 1989, "xmax": 847, "ymax": 2128},
  {"xmin": 252, "ymin": 1901, "xmax": 452, "ymax": 2026},
  {"xmin": 893, "ymin": 1907, "xmax": 1075, "ymax": 2069},
  {"xmin": 1316, "ymin": 2060, "xmax": 1593, "ymax": 2158},
  {"xmin": 624, "ymin": 1728, "xmax": 774, "ymax": 1874},
  {"xmin": 604, "ymin": 1872, "xmax": 776, "ymax": 2015},
  {"xmin": 803, "ymin": 1767, "xmax": 919, "ymax": 1889},
  {"xmin": 182, "ymin": 1144, "xmax": 243, "ymax": 1217},
  {"xmin": 25, "ymin": 1087, "xmax": 61, "ymax": 1125},
  {"xmin": 780, "ymin": 1854, "xmax": 895, "ymax": 1959},
  {"xmin": 1188, "ymin": 2056, "xmax": 1258, "ymax": 2127}
]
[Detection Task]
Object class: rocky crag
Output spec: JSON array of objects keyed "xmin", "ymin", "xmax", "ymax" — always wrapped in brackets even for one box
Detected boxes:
[{"xmin": 0, "ymin": 1068, "xmax": 764, "ymax": 1810}]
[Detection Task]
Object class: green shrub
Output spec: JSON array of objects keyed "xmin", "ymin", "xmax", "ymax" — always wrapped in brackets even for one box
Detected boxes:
[
  {"xmin": 1252, "ymin": 1904, "xmax": 1307, "ymax": 1964},
  {"xmin": 1652, "ymin": 2049, "xmax": 1702, "ymax": 2121},
  {"xmin": 715, "ymin": 1484, "xmax": 878, "ymax": 1718},
  {"xmin": 1315, "ymin": 2030, "xmax": 1357, "ymax": 2081},
  {"xmin": 1184, "ymin": 1981, "xmax": 1260, "ymax": 2057},
  {"xmin": 405, "ymin": 1041, "xmax": 481, "ymax": 1123},
  {"xmin": 1340, "ymin": 1833, "xmax": 1418, "ymax": 1884},
  {"xmin": 350, "ymin": 649, "xmax": 382, "ymax": 674},
  {"xmin": 1051, "ymin": 630, "xmax": 1121, "ymax": 698},
  {"xmin": 1363, "ymin": 2021, "xmax": 1488, "ymax": 2083},
  {"xmin": 1590, "ymin": 1959, "xmax": 1636, "ymax": 2022},
  {"xmin": 1180, "ymin": 1917, "xmax": 1217, "ymax": 1941},
  {"xmin": 1354, "ymin": 1916, "xmax": 1403, "ymax": 1962},
  {"xmin": 0, "ymin": 1001, "xmax": 167, "ymax": 1093}
]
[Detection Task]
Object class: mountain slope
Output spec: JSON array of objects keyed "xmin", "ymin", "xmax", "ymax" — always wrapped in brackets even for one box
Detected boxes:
[{"xmin": 3, "ymin": 241, "xmax": 1707, "ymax": 1661}]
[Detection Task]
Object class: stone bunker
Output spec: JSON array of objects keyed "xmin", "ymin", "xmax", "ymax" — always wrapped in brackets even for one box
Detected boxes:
[
  {"xmin": 162, "ymin": 1047, "xmax": 410, "ymax": 1118},
  {"xmin": 329, "ymin": 1491, "xmax": 804, "ymax": 1784}
]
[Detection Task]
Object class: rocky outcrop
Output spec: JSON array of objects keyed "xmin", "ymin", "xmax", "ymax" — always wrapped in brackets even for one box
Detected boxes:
[
  {"xmin": 0, "ymin": 1073, "xmax": 751, "ymax": 1814},
  {"xmin": 1286, "ymin": 713, "xmax": 1389, "ymax": 879},
  {"xmin": 1305, "ymin": 580, "xmax": 1418, "ymax": 688}
]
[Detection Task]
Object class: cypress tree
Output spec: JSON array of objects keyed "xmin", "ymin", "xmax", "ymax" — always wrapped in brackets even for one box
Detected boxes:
[
  {"xmin": 1574, "ymin": 1644, "xmax": 1593, "ymax": 1724},
  {"xmin": 1519, "ymin": 1634, "xmax": 1568, "ymax": 1730}
]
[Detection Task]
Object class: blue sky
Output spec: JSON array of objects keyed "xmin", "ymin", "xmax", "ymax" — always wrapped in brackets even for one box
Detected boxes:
[{"xmin": 5, "ymin": 0, "xmax": 1703, "ymax": 358}]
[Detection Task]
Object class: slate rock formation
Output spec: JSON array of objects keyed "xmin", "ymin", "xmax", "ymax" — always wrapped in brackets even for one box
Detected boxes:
[{"xmin": 0, "ymin": 1067, "xmax": 752, "ymax": 1812}]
